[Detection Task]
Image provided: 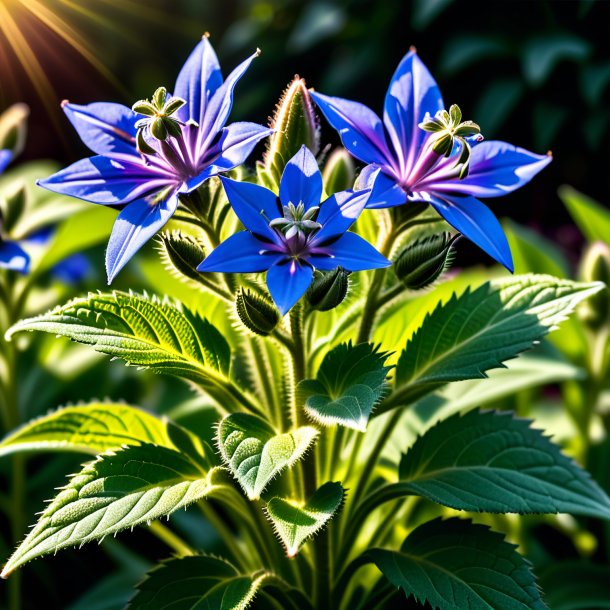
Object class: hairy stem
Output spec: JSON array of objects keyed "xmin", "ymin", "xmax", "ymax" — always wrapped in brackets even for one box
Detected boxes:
[{"xmin": 148, "ymin": 521, "xmax": 195, "ymax": 557}]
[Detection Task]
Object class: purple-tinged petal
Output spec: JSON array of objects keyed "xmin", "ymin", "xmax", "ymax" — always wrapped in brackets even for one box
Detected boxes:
[
  {"xmin": 198, "ymin": 122, "xmax": 273, "ymax": 179},
  {"xmin": 106, "ymin": 194, "xmax": 179, "ymax": 283},
  {"xmin": 313, "ymin": 189, "xmax": 370, "ymax": 242},
  {"xmin": 197, "ymin": 231, "xmax": 283, "ymax": 273},
  {"xmin": 279, "ymin": 146, "xmax": 323, "ymax": 209},
  {"xmin": 198, "ymin": 50, "xmax": 260, "ymax": 153},
  {"xmin": 363, "ymin": 166, "xmax": 407, "ymax": 209},
  {"xmin": 383, "ymin": 50, "xmax": 444, "ymax": 175},
  {"xmin": 422, "ymin": 141, "xmax": 552, "ymax": 199},
  {"xmin": 309, "ymin": 232, "xmax": 390, "ymax": 272},
  {"xmin": 220, "ymin": 177, "xmax": 281, "ymax": 240},
  {"xmin": 173, "ymin": 36, "xmax": 223, "ymax": 125},
  {"xmin": 266, "ymin": 259, "xmax": 314, "ymax": 315},
  {"xmin": 63, "ymin": 102, "xmax": 138, "ymax": 156},
  {"xmin": 38, "ymin": 155, "xmax": 175, "ymax": 206},
  {"xmin": 0, "ymin": 149, "xmax": 12, "ymax": 173},
  {"xmin": 0, "ymin": 240, "xmax": 29, "ymax": 273},
  {"xmin": 310, "ymin": 91, "xmax": 391, "ymax": 166},
  {"xmin": 423, "ymin": 192, "xmax": 513, "ymax": 271}
]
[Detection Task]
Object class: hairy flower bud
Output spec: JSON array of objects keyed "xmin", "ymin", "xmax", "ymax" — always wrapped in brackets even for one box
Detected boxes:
[
  {"xmin": 262, "ymin": 77, "xmax": 320, "ymax": 188},
  {"xmin": 578, "ymin": 241, "xmax": 610, "ymax": 330},
  {"xmin": 157, "ymin": 231, "xmax": 206, "ymax": 281},
  {"xmin": 0, "ymin": 103, "xmax": 29, "ymax": 158},
  {"xmin": 322, "ymin": 148, "xmax": 356, "ymax": 194},
  {"xmin": 236, "ymin": 288, "xmax": 280, "ymax": 336},
  {"xmin": 306, "ymin": 267, "xmax": 350, "ymax": 311},
  {"xmin": 394, "ymin": 232, "xmax": 458, "ymax": 290}
]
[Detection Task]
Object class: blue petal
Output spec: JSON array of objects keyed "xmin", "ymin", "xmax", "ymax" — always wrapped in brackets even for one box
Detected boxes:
[
  {"xmin": 0, "ymin": 149, "xmax": 12, "ymax": 173},
  {"xmin": 424, "ymin": 141, "xmax": 552, "ymax": 199},
  {"xmin": 198, "ymin": 122, "xmax": 273, "ymax": 178},
  {"xmin": 266, "ymin": 259, "xmax": 314, "ymax": 315},
  {"xmin": 310, "ymin": 91, "xmax": 391, "ymax": 166},
  {"xmin": 383, "ymin": 50, "xmax": 444, "ymax": 175},
  {"xmin": 360, "ymin": 166, "xmax": 407, "ymax": 209},
  {"xmin": 425, "ymin": 192, "xmax": 513, "ymax": 271},
  {"xmin": 38, "ymin": 155, "xmax": 174, "ymax": 205},
  {"xmin": 0, "ymin": 240, "xmax": 30, "ymax": 273},
  {"xmin": 219, "ymin": 177, "xmax": 281, "ymax": 240},
  {"xmin": 279, "ymin": 146, "xmax": 323, "ymax": 209},
  {"xmin": 63, "ymin": 102, "xmax": 138, "ymax": 156},
  {"xmin": 309, "ymin": 232, "xmax": 390, "ymax": 272},
  {"xmin": 198, "ymin": 50, "xmax": 260, "ymax": 151},
  {"xmin": 313, "ymin": 189, "xmax": 370, "ymax": 242},
  {"xmin": 173, "ymin": 36, "xmax": 223, "ymax": 125},
  {"xmin": 105, "ymin": 194, "xmax": 178, "ymax": 283},
  {"xmin": 197, "ymin": 231, "xmax": 283, "ymax": 273},
  {"xmin": 52, "ymin": 253, "xmax": 91, "ymax": 284}
]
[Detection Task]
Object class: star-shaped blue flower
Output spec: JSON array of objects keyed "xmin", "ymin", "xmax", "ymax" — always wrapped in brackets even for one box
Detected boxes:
[
  {"xmin": 310, "ymin": 49, "xmax": 552, "ymax": 271},
  {"xmin": 38, "ymin": 36, "xmax": 273, "ymax": 282},
  {"xmin": 197, "ymin": 146, "xmax": 390, "ymax": 315}
]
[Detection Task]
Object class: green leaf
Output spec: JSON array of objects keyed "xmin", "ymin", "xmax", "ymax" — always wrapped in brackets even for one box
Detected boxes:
[
  {"xmin": 558, "ymin": 185, "xmax": 610, "ymax": 243},
  {"xmin": 130, "ymin": 555, "xmax": 268, "ymax": 610},
  {"xmin": 6, "ymin": 291, "xmax": 231, "ymax": 386},
  {"xmin": 0, "ymin": 402, "xmax": 177, "ymax": 457},
  {"xmin": 297, "ymin": 342, "xmax": 391, "ymax": 432},
  {"xmin": 368, "ymin": 517, "xmax": 546, "ymax": 610},
  {"xmin": 388, "ymin": 275, "xmax": 603, "ymax": 411},
  {"xmin": 539, "ymin": 562, "xmax": 610, "ymax": 610},
  {"xmin": 1, "ymin": 444, "xmax": 224, "ymax": 577},
  {"xmin": 217, "ymin": 413, "xmax": 318, "ymax": 500},
  {"xmin": 395, "ymin": 410, "xmax": 610, "ymax": 519},
  {"xmin": 266, "ymin": 481, "xmax": 344, "ymax": 556}
]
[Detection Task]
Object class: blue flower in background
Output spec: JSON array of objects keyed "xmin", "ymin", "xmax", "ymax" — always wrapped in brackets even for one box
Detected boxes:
[
  {"xmin": 39, "ymin": 36, "xmax": 272, "ymax": 283},
  {"xmin": 311, "ymin": 49, "xmax": 552, "ymax": 271},
  {"xmin": 198, "ymin": 146, "xmax": 390, "ymax": 314},
  {"xmin": 0, "ymin": 149, "xmax": 30, "ymax": 273}
]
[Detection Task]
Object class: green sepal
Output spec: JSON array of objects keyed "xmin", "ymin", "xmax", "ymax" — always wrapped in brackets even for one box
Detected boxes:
[
  {"xmin": 265, "ymin": 481, "xmax": 344, "ymax": 556},
  {"xmin": 217, "ymin": 413, "xmax": 318, "ymax": 500},
  {"xmin": 322, "ymin": 148, "xmax": 356, "ymax": 194},
  {"xmin": 393, "ymin": 232, "xmax": 458, "ymax": 290},
  {"xmin": 578, "ymin": 241, "xmax": 610, "ymax": 329},
  {"xmin": 235, "ymin": 288, "xmax": 280, "ymax": 336},
  {"xmin": 306, "ymin": 267, "xmax": 350, "ymax": 312},
  {"xmin": 1, "ymin": 181, "xmax": 27, "ymax": 234},
  {"xmin": 157, "ymin": 230, "xmax": 206, "ymax": 282}
]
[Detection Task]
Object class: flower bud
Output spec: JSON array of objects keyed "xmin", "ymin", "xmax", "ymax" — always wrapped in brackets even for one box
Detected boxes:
[
  {"xmin": 306, "ymin": 267, "xmax": 350, "ymax": 311},
  {"xmin": 578, "ymin": 241, "xmax": 610, "ymax": 330},
  {"xmin": 1, "ymin": 181, "xmax": 26, "ymax": 234},
  {"xmin": 322, "ymin": 148, "xmax": 355, "ymax": 194},
  {"xmin": 263, "ymin": 77, "xmax": 320, "ymax": 187},
  {"xmin": 0, "ymin": 104, "xmax": 29, "ymax": 158},
  {"xmin": 236, "ymin": 288, "xmax": 280, "ymax": 336},
  {"xmin": 157, "ymin": 231, "xmax": 205, "ymax": 281},
  {"xmin": 394, "ymin": 232, "xmax": 458, "ymax": 290}
]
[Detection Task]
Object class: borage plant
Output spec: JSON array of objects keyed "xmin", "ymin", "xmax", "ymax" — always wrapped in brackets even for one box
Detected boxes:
[{"xmin": 1, "ymin": 37, "xmax": 609, "ymax": 610}]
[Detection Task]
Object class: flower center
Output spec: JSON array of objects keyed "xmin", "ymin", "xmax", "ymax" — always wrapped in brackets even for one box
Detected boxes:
[
  {"xmin": 132, "ymin": 87, "xmax": 197, "ymax": 181},
  {"xmin": 269, "ymin": 202, "xmax": 322, "ymax": 240}
]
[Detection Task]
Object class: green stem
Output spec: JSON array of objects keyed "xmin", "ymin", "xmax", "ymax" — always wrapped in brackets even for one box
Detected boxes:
[{"xmin": 148, "ymin": 521, "xmax": 195, "ymax": 557}]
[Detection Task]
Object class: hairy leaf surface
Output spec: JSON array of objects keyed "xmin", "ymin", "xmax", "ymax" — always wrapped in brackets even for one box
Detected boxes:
[
  {"xmin": 386, "ymin": 275, "xmax": 603, "ymax": 411},
  {"xmin": 130, "ymin": 555, "xmax": 267, "ymax": 610},
  {"xmin": 266, "ymin": 481, "xmax": 344, "ymax": 556},
  {"xmin": 1, "ymin": 444, "xmax": 224, "ymax": 577},
  {"xmin": 217, "ymin": 413, "xmax": 318, "ymax": 500},
  {"xmin": 6, "ymin": 291, "xmax": 231, "ymax": 387},
  {"xmin": 368, "ymin": 518, "xmax": 545, "ymax": 610},
  {"xmin": 394, "ymin": 410, "xmax": 610, "ymax": 518},
  {"xmin": 298, "ymin": 342, "xmax": 390, "ymax": 431}
]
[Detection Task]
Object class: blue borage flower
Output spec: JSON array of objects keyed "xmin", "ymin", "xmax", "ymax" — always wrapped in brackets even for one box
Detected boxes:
[
  {"xmin": 310, "ymin": 49, "xmax": 552, "ymax": 271},
  {"xmin": 0, "ymin": 149, "xmax": 30, "ymax": 273},
  {"xmin": 198, "ymin": 146, "xmax": 390, "ymax": 315},
  {"xmin": 38, "ymin": 35, "xmax": 273, "ymax": 283}
]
